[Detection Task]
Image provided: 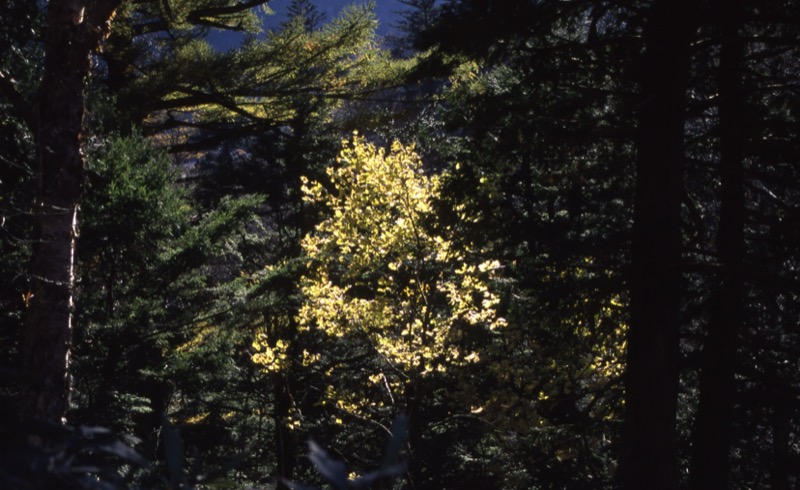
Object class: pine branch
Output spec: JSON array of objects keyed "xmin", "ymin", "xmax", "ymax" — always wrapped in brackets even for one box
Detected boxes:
[
  {"xmin": 186, "ymin": 0, "xmax": 271, "ymax": 21},
  {"xmin": 0, "ymin": 70, "xmax": 36, "ymax": 131}
]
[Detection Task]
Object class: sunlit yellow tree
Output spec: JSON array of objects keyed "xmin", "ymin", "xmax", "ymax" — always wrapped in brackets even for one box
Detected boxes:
[
  {"xmin": 313, "ymin": 132, "xmax": 506, "ymax": 476},
  {"xmin": 253, "ymin": 135, "xmax": 505, "ymax": 482},
  {"xmin": 296, "ymin": 134, "xmax": 504, "ymax": 372}
]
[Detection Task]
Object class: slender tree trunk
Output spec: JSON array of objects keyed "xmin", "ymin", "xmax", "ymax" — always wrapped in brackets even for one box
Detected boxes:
[
  {"xmin": 22, "ymin": 0, "xmax": 120, "ymax": 424},
  {"xmin": 273, "ymin": 371, "xmax": 298, "ymax": 489},
  {"xmin": 689, "ymin": 1, "xmax": 745, "ymax": 488},
  {"xmin": 405, "ymin": 381, "xmax": 424, "ymax": 490},
  {"xmin": 620, "ymin": 1, "xmax": 693, "ymax": 488},
  {"xmin": 266, "ymin": 312, "xmax": 298, "ymax": 490}
]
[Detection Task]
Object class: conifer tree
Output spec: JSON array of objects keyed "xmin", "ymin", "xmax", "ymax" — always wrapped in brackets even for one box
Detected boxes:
[{"xmin": 285, "ymin": 0, "xmax": 325, "ymax": 32}]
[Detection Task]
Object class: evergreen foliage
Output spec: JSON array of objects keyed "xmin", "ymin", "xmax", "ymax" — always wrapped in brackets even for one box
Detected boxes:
[
  {"xmin": 69, "ymin": 133, "xmax": 265, "ymax": 485},
  {"xmin": 0, "ymin": 0, "xmax": 41, "ymax": 427}
]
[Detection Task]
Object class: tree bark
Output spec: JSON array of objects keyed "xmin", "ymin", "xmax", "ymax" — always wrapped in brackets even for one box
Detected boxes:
[
  {"xmin": 689, "ymin": 1, "xmax": 746, "ymax": 488},
  {"xmin": 22, "ymin": 0, "xmax": 121, "ymax": 424},
  {"xmin": 620, "ymin": 1, "xmax": 694, "ymax": 489}
]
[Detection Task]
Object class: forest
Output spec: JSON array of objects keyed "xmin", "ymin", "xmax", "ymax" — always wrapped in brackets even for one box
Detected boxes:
[{"xmin": 1, "ymin": 0, "xmax": 799, "ymax": 488}]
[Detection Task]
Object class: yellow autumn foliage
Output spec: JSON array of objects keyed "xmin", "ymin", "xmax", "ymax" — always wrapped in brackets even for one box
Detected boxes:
[{"xmin": 296, "ymin": 135, "xmax": 506, "ymax": 378}]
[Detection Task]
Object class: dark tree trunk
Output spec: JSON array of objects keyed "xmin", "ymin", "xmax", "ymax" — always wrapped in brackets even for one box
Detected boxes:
[
  {"xmin": 771, "ymin": 399, "xmax": 791, "ymax": 490},
  {"xmin": 22, "ymin": 0, "xmax": 120, "ymax": 424},
  {"xmin": 266, "ymin": 312, "xmax": 298, "ymax": 490},
  {"xmin": 689, "ymin": 1, "xmax": 746, "ymax": 488},
  {"xmin": 405, "ymin": 381, "xmax": 424, "ymax": 490},
  {"xmin": 620, "ymin": 1, "xmax": 694, "ymax": 489},
  {"xmin": 273, "ymin": 371, "xmax": 298, "ymax": 490}
]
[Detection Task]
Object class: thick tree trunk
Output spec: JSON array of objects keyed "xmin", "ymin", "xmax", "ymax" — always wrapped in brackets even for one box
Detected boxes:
[
  {"xmin": 22, "ymin": 0, "xmax": 120, "ymax": 424},
  {"xmin": 620, "ymin": 1, "xmax": 693, "ymax": 489},
  {"xmin": 689, "ymin": 1, "xmax": 745, "ymax": 488}
]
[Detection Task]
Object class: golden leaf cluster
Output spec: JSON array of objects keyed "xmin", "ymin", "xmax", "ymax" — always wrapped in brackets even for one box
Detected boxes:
[{"xmin": 297, "ymin": 135, "xmax": 506, "ymax": 376}]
